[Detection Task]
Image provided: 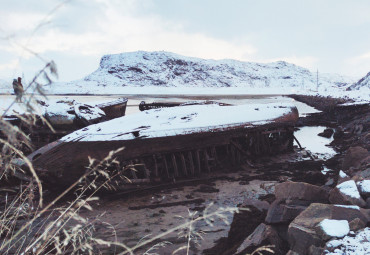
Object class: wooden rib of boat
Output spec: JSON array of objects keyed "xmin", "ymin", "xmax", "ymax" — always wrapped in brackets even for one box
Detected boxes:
[{"xmin": 28, "ymin": 103, "xmax": 299, "ymax": 186}]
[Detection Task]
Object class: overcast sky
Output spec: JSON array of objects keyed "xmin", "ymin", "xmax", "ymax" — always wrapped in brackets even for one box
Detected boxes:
[{"xmin": 0, "ymin": 0, "xmax": 370, "ymax": 82}]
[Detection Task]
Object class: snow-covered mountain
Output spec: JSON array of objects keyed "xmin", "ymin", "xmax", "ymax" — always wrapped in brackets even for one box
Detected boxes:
[
  {"xmin": 347, "ymin": 72, "xmax": 370, "ymax": 91},
  {"xmin": 53, "ymin": 51, "xmax": 354, "ymax": 94}
]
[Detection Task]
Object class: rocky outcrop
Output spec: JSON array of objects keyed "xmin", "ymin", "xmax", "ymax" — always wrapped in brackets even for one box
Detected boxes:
[
  {"xmin": 274, "ymin": 182, "xmax": 329, "ymax": 204},
  {"xmin": 342, "ymin": 146, "xmax": 370, "ymax": 171},
  {"xmin": 287, "ymin": 203, "xmax": 368, "ymax": 254},
  {"xmin": 265, "ymin": 200, "xmax": 306, "ymax": 224},
  {"xmin": 235, "ymin": 223, "xmax": 283, "ymax": 254},
  {"xmin": 329, "ymin": 180, "xmax": 366, "ymax": 207}
]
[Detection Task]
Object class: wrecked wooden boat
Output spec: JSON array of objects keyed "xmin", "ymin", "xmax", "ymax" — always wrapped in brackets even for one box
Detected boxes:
[
  {"xmin": 139, "ymin": 100, "xmax": 230, "ymax": 111},
  {"xmin": 28, "ymin": 103, "xmax": 299, "ymax": 186},
  {"xmin": 2, "ymin": 98, "xmax": 128, "ymax": 150}
]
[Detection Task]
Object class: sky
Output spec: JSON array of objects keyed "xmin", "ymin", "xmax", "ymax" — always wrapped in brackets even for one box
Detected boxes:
[{"xmin": 0, "ymin": 0, "xmax": 370, "ymax": 83}]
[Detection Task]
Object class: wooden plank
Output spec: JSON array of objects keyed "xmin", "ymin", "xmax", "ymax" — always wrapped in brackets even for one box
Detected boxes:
[
  {"xmin": 180, "ymin": 153, "xmax": 188, "ymax": 176},
  {"xmin": 230, "ymin": 144, "xmax": 236, "ymax": 165},
  {"xmin": 153, "ymin": 154, "xmax": 159, "ymax": 177},
  {"xmin": 188, "ymin": 151, "xmax": 195, "ymax": 175},
  {"xmin": 204, "ymin": 150, "xmax": 210, "ymax": 173},
  {"xmin": 162, "ymin": 155, "xmax": 170, "ymax": 178},
  {"xmin": 195, "ymin": 150, "xmax": 201, "ymax": 174},
  {"xmin": 171, "ymin": 153, "xmax": 179, "ymax": 177},
  {"xmin": 129, "ymin": 160, "xmax": 138, "ymax": 179}
]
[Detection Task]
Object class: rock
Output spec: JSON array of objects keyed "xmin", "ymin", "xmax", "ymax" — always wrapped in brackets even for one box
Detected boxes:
[
  {"xmin": 342, "ymin": 146, "xmax": 370, "ymax": 171},
  {"xmin": 203, "ymin": 201, "xmax": 267, "ymax": 255},
  {"xmin": 338, "ymin": 170, "xmax": 351, "ymax": 184},
  {"xmin": 325, "ymin": 239, "xmax": 343, "ymax": 252},
  {"xmin": 325, "ymin": 178, "xmax": 335, "ymax": 186},
  {"xmin": 315, "ymin": 219, "xmax": 349, "ymax": 241},
  {"xmin": 329, "ymin": 180, "xmax": 366, "ymax": 207},
  {"xmin": 236, "ymin": 223, "xmax": 283, "ymax": 254},
  {"xmin": 366, "ymin": 197, "xmax": 370, "ymax": 209},
  {"xmin": 265, "ymin": 199, "xmax": 307, "ymax": 224},
  {"xmin": 318, "ymin": 128, "xmax": 334, "ymax": 138},
  {"xmin": 308, "ymin": 245, "xmax": 325, "ymax": 255},
  {"xmin": 275, "ymin": 181, "xmax": 329, "ymax": 204},
  {"xmin": 242, "ymin": 198, "xmax": 270, "ymax": 212},
  {"xmin": 288, "ymin": 203, "xmax": 368, "ymax": 254},
  {"xmin": 348, "ymin": 218, "xmax": 366, "ymax": 231},
  {"xmin": 357, "ymin": 168, "xmax": 370, "ymax": 179},
  {"xmin": 357, "ymin": 180, "xmax": 370, "ymax": 198}
]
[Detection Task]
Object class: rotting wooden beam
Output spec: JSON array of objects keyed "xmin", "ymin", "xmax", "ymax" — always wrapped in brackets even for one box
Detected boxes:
[
  {"xmin": 195, "ymin": 150, "xmax": 201, "ymax": 174},
  {"xmin": 180, "ymin": 153, "xmax": 188, "ymax": 176},
  {"xmin": 153, "ymin": 154, "xmax": 158, "ymax": 177},
  {"xmin": 188, "ymin": 151, "xmax": 195, "ymax": 175},
  {"xmin": 230, "ymin": 144, "xmax": 236, "ymax": 166},
  {"xmin": 171, "ymin": 153, "xmax": 179, "ymax": 177},
  {"xmin": 203, "ymin": 149, "xmax": 210, "ymax": 173},
  {"xmin": 162, "ymin": 155, "xmax": 170, "ymax": 179},
  {"xmin": 129, "ymin": 160, "xmax": 138, "ymax": 179}
]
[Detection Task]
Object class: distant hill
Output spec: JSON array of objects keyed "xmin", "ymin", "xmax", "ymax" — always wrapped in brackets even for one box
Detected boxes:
[
  {"xmin": 347, "ymin": 72, "xmax": 370, "ymax": 91},
  {"xmin": 54, "ymin": 51, "xmax": 354, "ymax": 94},
  {"xmin": 0, "ymin": 51, "xmax": 357, "ymax": 95}
]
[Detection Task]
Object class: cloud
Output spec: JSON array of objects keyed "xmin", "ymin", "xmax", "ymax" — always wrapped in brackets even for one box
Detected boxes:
[
  {"xmin": 0, "ymin": 59, "xmax": 18, "ymax": 71},
  {"xmin": 0, "ymin": 0, "xmax": 257, "ymax": 79}
]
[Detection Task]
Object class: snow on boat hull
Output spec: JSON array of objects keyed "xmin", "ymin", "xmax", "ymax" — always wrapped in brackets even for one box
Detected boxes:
[{"xmin": 28, "ymin": 103, "xmax": 298, "ymax": 186}]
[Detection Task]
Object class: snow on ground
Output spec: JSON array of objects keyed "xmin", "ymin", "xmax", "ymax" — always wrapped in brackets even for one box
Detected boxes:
[
  {"xmin": 326, "ymin": 227, "xmax": 370, "ymax": 255},
  {"xmin": 62, "ymin": 103, "xmax": 296, "ymax": 142},
  {"xmin": 334, "ymin": 205, "xmax": 360, "ymax": 210},
  {"xmin": 347, "ymin": 71, "xmax": 370, "ymax": 91},
  {"xmin": 318, "ymin": 219, "xmax": 350, "ymax": 238},
  {"xmin": 357, "ymin": 180, "xmax": 370, "ymax": 195},
  {"xmin": 339, "ymin": 170, "xmax": 348, "ymax": 178},
  {"xmin": 337, "ymin": 180, "xmax": 361, "ymax": 199}
]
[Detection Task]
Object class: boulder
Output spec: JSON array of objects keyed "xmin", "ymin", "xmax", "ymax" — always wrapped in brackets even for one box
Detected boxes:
[
  {"xmin": 236, "ymin": 223, "xmax": 283, "ymax": 254},
  {"xmin": 357, "ymin": 180, "xmax": 370, "ymax": 198},
  {"xmin": 329, "ymin": 180, "xmax": 366, "ymax": 207},
  {"xmin": 275, "ymin": 182, "xmax": 329, "ymax": 204},
  {"xmin": 318, "ymin": 128, "xmax": 334, "ymax": 138},
  {"xmin": 314, "ymin": 219, "xmax": 349, "ymax": 241},
  {"xmin": 366, "ymin": 197, "xmax": 370, "ymax": 209},
  {"xmin": 342, "ymin": 146, "xmax": 370, "ymax": 171},
  {"xmin": 308, "ymin": 245, "xmax": 325, "ymax": 255},
  {"xmin": 349, "ymin": 218, "xmax": 366, "ymax": 231},
  {"xmin": 265, "ymin": 199, "xmax": 307, "ymax": 224},
  {"xmin": 203, "ymin": 199, "xmax": 267, "ymax": 255},
  {"xmin": 242, "ymin": 198, "xmax": 270, "ymax": 212},
  {"xmin": 287, "ymin": 203, "xmax": 368, "ymax": 254},
  {"xmin": 356, "ymin": 168, "xmax": 370, "ymax": 179}
]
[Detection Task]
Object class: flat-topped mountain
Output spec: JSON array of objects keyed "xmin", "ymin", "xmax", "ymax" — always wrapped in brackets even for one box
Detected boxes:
[{"xmin": 69, "ymin": 51, "xmax": 354, "ymax": 91}]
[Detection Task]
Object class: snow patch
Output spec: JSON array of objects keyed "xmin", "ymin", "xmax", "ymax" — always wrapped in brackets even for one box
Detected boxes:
[
  {"xmin": 357, "ymin": 180, "xmax": 370, "ymax": 195},
  {"xmin": 62, "ymin": 103, "xmax": 296, "ymax": 142},
  {"xmin": 339, "ymin": 170, "xmax": 348, "ymax": 178},
  {"xmin": 336, "ymin": 180, "xmax": 361, "ymax": 199},
  {"xmin": 325, "ymin": 227, "xmax": 370, "ymax": 255},
  {"xmin": 318, "ymin": 219, "xmax": 349, "ymax": 238},
  {"xmin": 334, "ymin": 205, "xmax": 360, "ymax": 210}
]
